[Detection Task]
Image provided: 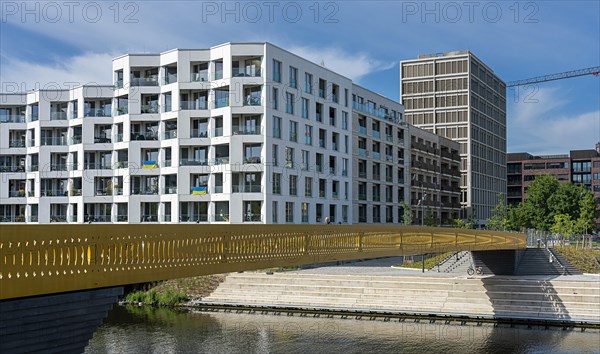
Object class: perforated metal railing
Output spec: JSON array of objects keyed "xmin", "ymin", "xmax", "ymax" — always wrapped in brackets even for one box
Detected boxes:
[{"xmin": 0, "ymin": 224, "xmax": 526, "ymax": 300}]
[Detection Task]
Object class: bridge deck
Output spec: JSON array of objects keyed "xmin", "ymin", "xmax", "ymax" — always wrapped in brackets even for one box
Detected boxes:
[{"xmin": 0, "ymin": 225, "xmax": 526, "ymax": 300}]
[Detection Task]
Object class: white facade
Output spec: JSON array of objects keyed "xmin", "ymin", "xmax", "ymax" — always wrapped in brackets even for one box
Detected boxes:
[{"xmin": 0, "ymin": 43, "xmax": 358, "ymax": 224}]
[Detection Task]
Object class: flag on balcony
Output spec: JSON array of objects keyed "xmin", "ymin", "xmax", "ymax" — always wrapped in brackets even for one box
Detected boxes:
[
  {"xmin": 192, "ymin": 186, "xmax": 207, "ymax": 195},
  {"xmin": 143, "ymin": 160, "xmax": 157, "ymax": 169}
]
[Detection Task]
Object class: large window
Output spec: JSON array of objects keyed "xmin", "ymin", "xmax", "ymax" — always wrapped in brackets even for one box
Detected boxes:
[
  {"xmin": 273, "ymin": 59, "xmax": 281, "ymax": 82},
  {"xmin": 289, "ymin": 66, "xmax": 297, "ymax": 88},
  {"xmin": 273, "ymin": 116, "xmax": 281, "ymax": 138},
  {"xmin": 285, "ymin": 202, "xmax": 294, "ymax": 223},
  {"xmin": 289, "ymin": 175, "xmax": 297, "ymax": 196},
  {"xmin": 286, "ymin": 92, "xmax": 294, "ymax": 114},
  {"xmin": 272, "ymin": 173, "xmax": 281, "ymax": 194}
]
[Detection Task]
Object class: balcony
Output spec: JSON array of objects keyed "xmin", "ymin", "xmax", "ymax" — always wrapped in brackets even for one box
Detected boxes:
[
  {"xmin": 70, "ymin": 135, "xmax": 82, "ymax": 145},
  {"xmin": 49, "ymin": 215, "xmax": 67, "ymax": 223},
  {"xmin": 162, "ymin": 186, "xmax": 177, "ymax": 195},
  {"xmin": 130, "ymin": 132, "xmax": 158, "ymax": 141},
  {"xmin": 358, "ymin": 149, "xmax": 368, "ymax": 157},
  {"xmin": 358, "ymin": 126, "xmax": 367, "ymax": 135},
  {"xmin": 180, "ymin": 101, "xmax": 207, "ymax": 110},
  {"xmin": 0, "ymin": 216, "xmax": 25, "ymax": 223},
  {"xmin": 163, "ymin": 74, "xmax": 177, "ymax": 85},
  {"xmin": 115, "ymin": 80, "xmax": 123, "ymax": 89},
  {"xmin": 115, "ymin": 107, "xmax": 128, "ymax": 116},
  {"xmin": 372, "ymin": 152, "xmax": 381, "ymax": 160},
  {"xmin": 132, "ymin": 188, "xmax": 159, "ymax": 196},
  {"xmin": 358, "ymin": 193, "xmax": 367, "ymax": 201},
  {"xmin": 372, "ymin": 131, "xmax": 381, "ymax": 139},
  {"xmin": 213, "ymin": 213, "xmax": 229, "ymax": 222},
  {"xmin": 214, "ymin": 157, "xmax": 229, "ymax": 165},
  {"xmin": 386, "ymin": 134, "xmax": 393, "ymax": 142}
]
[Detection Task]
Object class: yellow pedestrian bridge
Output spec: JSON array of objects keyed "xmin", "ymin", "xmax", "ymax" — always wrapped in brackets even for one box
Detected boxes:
[{"xmin": 0, "ymin": 224, "xmax": 526, "ymax": 300}]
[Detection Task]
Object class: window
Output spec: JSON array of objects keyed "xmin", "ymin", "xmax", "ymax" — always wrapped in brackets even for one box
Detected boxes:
[
  {"xmin": 342, "ymin": 111, "xmax": 348, "ymax": 130},
  {"xmin": 273, "ymin": 59, "xmax": 281, "ymax": 82},
  {"xmin": 286, "ymin": 92, "xmax": 294, "ymax": 114},
  {"xmin": 273, "ymin": 116, "xmax": 281, "ymax": 138},
  {"xmin": 301, "ymin": 150, "xmax": 310, "ymax": 170},
  {"xmin": 289, "ymin": 175, "xmax": 297, "ymax": 196},
  {"xmin": 305, "ymin": 124, "xmax": 313, "ymax": 145},
  {"xmin": 285, "ymin": 147, "xmax": 294, "ymax": 168},
  {"xmin": 301, "ymin": 203, "xmax": 309, "ymax": 223},
  {"xmin": 302, "ymin": 98, "xmax": 309, "ymax": 118},
  {"xmin": 305, "ymin": 73, "xmax": 313, "ymax": 94},
  {"xmin": 289, "ymin": 66, "xmax": 297, "ymax": 88},
  {"xmin": 289, "ymin": 121, "xmax": 298, "ymax": 142},
  {"xmin": 273, "ymin": 173, "xmax": 281, "ymax": 194},
  {"xmin": 272, "ymin": 144, "xmax": 278, "ymax": 166},
  {"xmin": 305, "ymin": 177, "xmax": 313, "ymax": 197},
  {"xmin": 272, "ymin": 201, "xmax": 278, "ymax": 223},
  {"xmin": 285, "ymin": 202, "xmax": 294, "ymax": 223},
  {"xmin": 272, "ymin": 87, "xmax": 278, "ymax": 110}
]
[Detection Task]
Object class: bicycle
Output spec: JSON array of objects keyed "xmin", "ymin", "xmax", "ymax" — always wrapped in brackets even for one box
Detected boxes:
[{"xmin": 467, "ymin": 266, "xmax": 483, "ymax": 276}]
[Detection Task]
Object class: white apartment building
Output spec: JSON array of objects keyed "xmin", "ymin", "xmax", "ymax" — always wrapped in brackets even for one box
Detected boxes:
[
  {"xmin": 0, "ymin": 43, "xmax": 357, "ymax": 224},
  {"xmin": 351, "ymin": 84, "xmax": 410, "ymax": 224},
  {"xmin": 400, "ymin": 51, "xmax": 507, "ymax": 223}
]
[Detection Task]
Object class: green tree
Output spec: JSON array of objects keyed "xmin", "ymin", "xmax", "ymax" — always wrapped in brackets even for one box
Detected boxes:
[
  {"xmin": 399, "ymin": 202, "xmax": 413, "ymax": 225},
  {"xmin": 488, "ymin": 194, "xmax": 507, "ymax": 230},
  {"xmin": 521, "ymin": 175, "xmax": 560, "ymax": 231},
  {"xmin": 550, "ymin": 213, "xmax": 575, "ymax": 236},
  {"xmin": 575, "ymin": 191, "xmax": 596, "ymax": 234},
  {"xmin": 503, "ymin": 203, "xmax": 525, "ymax": 231},
  {"xmin": 548, "ymin": 183, "xmax": 587, "ymax": 221},
  {"xmin": 423, "ymin": 208, "xmax": 437, "ymax": 226}
]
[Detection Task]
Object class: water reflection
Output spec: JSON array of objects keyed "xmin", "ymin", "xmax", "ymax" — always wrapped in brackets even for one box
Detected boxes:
[{"xmin": 85, "ymin": 306, "xmax": 600, "ymax": 354}]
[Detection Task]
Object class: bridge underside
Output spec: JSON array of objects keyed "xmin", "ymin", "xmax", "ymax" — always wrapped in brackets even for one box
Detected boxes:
[{"xmin": 0, "ymin": 224, "xmax": 526, "ymax": 300}]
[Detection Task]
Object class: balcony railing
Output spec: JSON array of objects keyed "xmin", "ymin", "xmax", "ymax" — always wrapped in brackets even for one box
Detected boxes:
[
  {"xmin": 115, "ymin": 107, "xmax": 128, "ymax": 116},
  {"xmin": 0, "ymin": 115, "xmax": 26, "ymax": 123},
  {"xmin": 9, "ymin": 140, "xmax": 26, "ymax": 148},
  {"xmin": 27, "ymin": 165, "xmax": 38, "ymax": 172},
  {"xmin": 162, "ymin": 187, "xmax": 177, "ymax": 194},
  {"xmin": 50, "ymin": 112, "xmax": 67, "ymax": 121},
  {"xmin": 94, "ymin": 136, "xmax": 112, "ymax": 144},
  {"xmin": 41, "ymin": 190, "xmax": 68, "ymax": 197},
  {"xmin": 232, "ymin": 185, "xmax": 262, "ymax": 193},
  {"xmin": 130, "ymin": 133, "xmax": 158, "ymax": 141},
  {"xmin": 0, "ymin": 216, "xmax": 26, "ymax": 223},
  {"xmin": 83, "ymin": 109, "xmax": 111, "ymax": 117},
  {"xmin": 8, "ymin": 191, "xmax": 26, "ymax": 198},
  {"xmin": 181, "ymin": 214, "xmax": 208, "ymax": 222},
  {"xmin": 131, "ymin": 77, "xmax": 158, "ymax": 86},
  {"xmin": 180, "ymin": 159, "xmax": 208, "ymax": 166},
  {"xmin": 233, "ymin": 68, "xmax": 261, "ymax": 77},
  {"xmin": 244, "ymin": 96, "xmax": 261, "ymax": 106},
  {"xmin": 132, "ymin": 188, "xmax": 159, "ymax": 195},
  {"xmin": 180, "ymin": 100, "xmax": 207, "ymax": 110},
  {"xmin": 70, "ymin": 136, "xmax": 82, "ymax": 144},
  {"xmin": 191, "ymin": 129, "xmax": 209, "ymax": 138},
  {"xmin": 243, "ymin": 156, "xmax": 262, "ymax": 164},
  {"xmin": 162, "ymin": 74, "xmax": 178, "ymax": 85},
  {"xmin": 141, "ymin": 104, "xmax": 160, "ymax": 114},
  {"xmin": 116, "ymin": 215, "xmax": 128, "ymax": 222},
  {"xmin": 84, "ymin": 162, "xmax": 112, "ymax": 170},
  {"xmin": 191, "ymin": 72, "xmax": 209, "ymax": 82},
  {"xmin": 0, "ymin": 165, "xmax": 25, "ymax": 173},
  {"xmin": 214, "ymin": 97, "xmax": 229, "ymax": 108},
  {"xmin": 213, "ymin": 213, "xmax": 230, "ymax": 222},
  {"xmin": 140, "ymin": 215, "xmax": 159, "ymax": 222},
  {"xmin": 163, "ymin": 130, "xmax": 177, "ymax": 139},
  {"xmin": 233, "ymin": 126, "xmax": 261, "ymax": 135},
  {"xmin": 50, "ymin": 215, "xmax": 67, "ymax": 223},
  {"xmin": 214, "ymin": 157, "xmax": 229, "ymax": 165},
  {"xmin": 50, "ymin": 163, "xmax": 68, "ymax": 171},
  {"xmin": 40, "ymin": 137, "xmax": 67, "ymax": 146}
]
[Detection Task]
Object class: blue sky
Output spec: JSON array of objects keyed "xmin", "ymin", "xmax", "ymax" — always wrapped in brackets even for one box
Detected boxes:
[{"xmin": 1, "ymin": 1, "xmax": 598, "ymax": 154}]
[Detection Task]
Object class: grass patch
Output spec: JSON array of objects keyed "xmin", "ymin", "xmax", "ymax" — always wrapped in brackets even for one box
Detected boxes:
[
  {"xmin": 395, "ymin": 252, "xmax": 454, "ymax": 270},
  {"xmin": 553, "ymin": 246, "xmax": 600, "ymax": 274},
  {"xmin": 123, "ymin": 274, "xmax": 226, "ymax": 306}
]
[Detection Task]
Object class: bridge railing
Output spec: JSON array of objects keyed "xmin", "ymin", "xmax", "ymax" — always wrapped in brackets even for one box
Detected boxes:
[{"xmin": 0, "ymin": 224, "xmax": 526, "ymax": 300}]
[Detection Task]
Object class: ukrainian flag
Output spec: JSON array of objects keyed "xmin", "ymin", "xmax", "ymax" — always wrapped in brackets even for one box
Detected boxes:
[
  {"xmin": 143, "ymin": 160, "xmax": 157, "ymax": 169},
  {"xmin": 192, "ymin": 186, "xmax": 207, "ymax": 195}
]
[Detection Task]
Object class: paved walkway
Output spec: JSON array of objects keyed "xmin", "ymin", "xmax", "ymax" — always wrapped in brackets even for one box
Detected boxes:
[{"xmin": 288, "ymin": 256, "xmax": 600, "ymax": 281}]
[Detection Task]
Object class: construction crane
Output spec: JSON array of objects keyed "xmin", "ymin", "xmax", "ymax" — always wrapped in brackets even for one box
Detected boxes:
[{"xmin": 506, "ymin": 66, "xmax": 600, "ymax": 87}]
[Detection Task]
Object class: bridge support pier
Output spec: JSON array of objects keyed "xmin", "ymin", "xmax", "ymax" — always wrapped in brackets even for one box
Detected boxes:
[{"xmin": 0, "ymin": 287, "xmax": 122, "ymax": 354}]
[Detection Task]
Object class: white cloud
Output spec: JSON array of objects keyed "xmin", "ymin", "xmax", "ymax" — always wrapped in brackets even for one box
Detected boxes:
[
  {"xmin": 0, "ymin": 53, "xmax": 114, "ymax": 91},
  {"xmin": 508, "ymin": 87, "xmax": 600, "ymax": 154},
  {"xmin": 287, "ymin": 46, "xmax": 395, "ymax": 82}
]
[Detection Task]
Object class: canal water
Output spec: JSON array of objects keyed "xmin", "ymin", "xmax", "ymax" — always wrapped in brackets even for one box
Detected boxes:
[{"xmin": 85, "ymin": 305, "xmax": 600, "ymax": 354}]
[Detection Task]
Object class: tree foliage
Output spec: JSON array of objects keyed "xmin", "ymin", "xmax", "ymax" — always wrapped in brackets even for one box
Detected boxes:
[
  {"xmin": 400, "ymin": 202, "xmax": 413, "ymax": 225},
  {"xmin": 487, "ymin": 174, "xmax": 596, "ymax": 233}
]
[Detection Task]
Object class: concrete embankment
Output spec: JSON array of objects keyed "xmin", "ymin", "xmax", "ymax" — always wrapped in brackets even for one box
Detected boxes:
[{"xmin": 195, "ymin": 258, "xmax": 600, "ymax": 326}]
